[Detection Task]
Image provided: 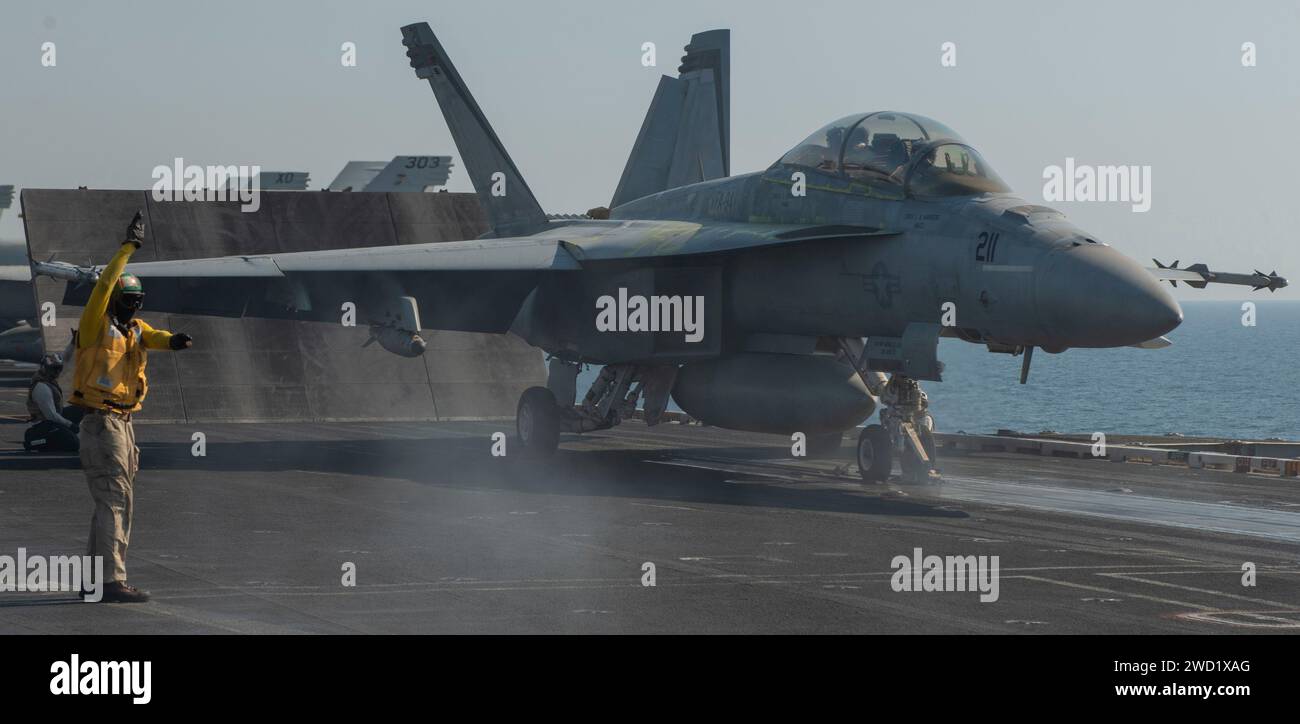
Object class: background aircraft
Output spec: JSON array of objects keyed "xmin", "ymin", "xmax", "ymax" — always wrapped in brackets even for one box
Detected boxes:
[
  {"xmin": 328, "ymin": 156, "xmax": 454, "ymax": 191},
  {"xmin": 229, "ymin": 156, "xmax": 455, "ymax": 192}
]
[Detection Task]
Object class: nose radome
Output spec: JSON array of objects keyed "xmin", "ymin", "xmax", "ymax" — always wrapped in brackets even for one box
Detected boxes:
[{"xmin": 1037, "ymin": 244, "xmax": 1183, "ymax": 348}]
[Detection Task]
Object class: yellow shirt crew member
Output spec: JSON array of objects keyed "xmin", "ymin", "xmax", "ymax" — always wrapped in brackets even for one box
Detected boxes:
[{"xmin": 72, "ymin": 211, "xmax": 193, "ymax": 604}]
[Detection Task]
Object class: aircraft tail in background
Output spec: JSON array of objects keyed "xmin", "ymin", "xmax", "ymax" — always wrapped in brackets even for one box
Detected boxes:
[{"xmin": 328, "ymin": 156, "xmax": 454, "ymax": 192}]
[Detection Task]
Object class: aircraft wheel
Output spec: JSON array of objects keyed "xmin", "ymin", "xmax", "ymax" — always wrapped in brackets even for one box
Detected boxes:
[
  {"xmin": 804, "ymin": 431, "xmax": 844, "ymax": 458},
  {"xmin": 856, "ymin": 424, "xmax": 892, "ymax": 482},
  {"xmin": 516, "ymin": 386, "xmax": 560, "ymax": 455}
]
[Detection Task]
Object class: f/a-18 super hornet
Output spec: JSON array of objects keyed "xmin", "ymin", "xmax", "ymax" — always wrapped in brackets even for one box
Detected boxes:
[{"xmin": 35, "ymin": 23, "xmax": 1287, "ymax": 482}]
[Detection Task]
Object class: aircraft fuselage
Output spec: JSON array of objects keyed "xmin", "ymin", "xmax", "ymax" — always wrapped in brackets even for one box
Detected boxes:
[{"xmin": 536, "ymin": 165, "xmax": 1186, "ymax": 371}]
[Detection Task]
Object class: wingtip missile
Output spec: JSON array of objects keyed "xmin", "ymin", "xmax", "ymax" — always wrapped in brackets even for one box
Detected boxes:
[
  {"xmin": 1149, "ymin": 260, "xmax": 1285, "ymax": 292},
  {"xmin": 30, "ymin": 258, "xmax": 99, "ymax": 286},
  {"xmin": 1153, "ymin": 258, "xmax": 1179, "ymax": 287}
]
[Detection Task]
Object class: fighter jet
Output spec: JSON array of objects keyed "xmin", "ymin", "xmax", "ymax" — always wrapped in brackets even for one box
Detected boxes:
[{"xmin": 37, "ymin": 23, "xmax": 1287, "ymax": 481}]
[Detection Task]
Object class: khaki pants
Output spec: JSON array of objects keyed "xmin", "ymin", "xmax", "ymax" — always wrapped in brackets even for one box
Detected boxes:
[{"xmin": 79, "ymin": 412, "xmax": 139, "ymax": 583}]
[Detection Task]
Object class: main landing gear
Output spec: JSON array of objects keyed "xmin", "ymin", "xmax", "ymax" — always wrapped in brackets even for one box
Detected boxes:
[
  {"xmin": 516, "ymin": 387, "xmax": 561, "ymax": 455},
  {"xmin": 514, "ymin": 360, "xmax": 677, "ymax": 456}
]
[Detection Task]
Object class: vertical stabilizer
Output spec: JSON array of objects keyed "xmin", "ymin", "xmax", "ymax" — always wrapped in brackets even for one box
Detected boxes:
[
  {"xmin": 401, "ymin": 22, "xmax": 548, "ymax": 237},
  {"xmin": 611, "ymin": 30, "xmax": 730, "ymax": 208}
]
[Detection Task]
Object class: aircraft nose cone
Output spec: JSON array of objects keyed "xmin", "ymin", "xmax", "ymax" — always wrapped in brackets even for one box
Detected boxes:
[{"xmin": 1037, "ymin": 244, "xmax": 1183, "ymax": 348}]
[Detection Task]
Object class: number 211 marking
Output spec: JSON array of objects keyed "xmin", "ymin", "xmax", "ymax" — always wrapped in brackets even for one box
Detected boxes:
[{"xmin": 976, "ymin": 231, "xmax": 1000, "ymax": 262}]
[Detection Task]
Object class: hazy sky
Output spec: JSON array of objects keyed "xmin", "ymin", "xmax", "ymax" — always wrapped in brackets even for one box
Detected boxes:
[{"xmin": 2, "ymin": 0, "xmax": 1297, "ymax": 298}]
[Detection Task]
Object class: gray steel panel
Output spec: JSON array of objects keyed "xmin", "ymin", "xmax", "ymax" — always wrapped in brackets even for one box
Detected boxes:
[
  {"xmin": 147, "ymin": 199, "xmax": 278, "ymax": 260},
  {"xmin": 271, "ymin": 191, "xmax": 396, "ymax": 252},
  {"xmin": 305, "ymin": 382, "xmax": 438, "ymax": 421},
  {"xmin": 295, "ymin": 323, "xmax": 432, "ymax": 384},
  {"xmin": 178, "ymin": 385, "xmax": 314, "ymax": 421},
  {"xmin": 428, "ymin": 382, "xmax": 521, "ymax": 419}
]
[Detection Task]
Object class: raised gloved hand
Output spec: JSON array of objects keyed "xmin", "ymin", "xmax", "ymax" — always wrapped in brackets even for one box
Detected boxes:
[
  {"xmin": 169, "ymin": 332, "xmax": 193, "ymax": 350},
  {"xmin": 125, "ymin": 211, "xmax": 145, "ymax": 248}
]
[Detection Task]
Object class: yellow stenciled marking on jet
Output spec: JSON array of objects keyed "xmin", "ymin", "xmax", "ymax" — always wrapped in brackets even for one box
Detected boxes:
[
  {"xmin": 762, "ymin": 176, "xmax": 905, "ymax": 201},
  {"xmin": 561, "ymin": 221, "xmax": 700, "ymax": 257},
  {"xmin": 627, "ymin": 221, "xmax": 700, "ymax": 257}
]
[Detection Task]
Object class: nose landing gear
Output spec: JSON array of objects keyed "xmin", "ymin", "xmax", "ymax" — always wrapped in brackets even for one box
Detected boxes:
[
  {"xmin": 838, "ymin": 338, "xmax": 942, "ymax": 485},
  {"xmin": 856, "ymin": 424, "xmax": 892, "ymax": 481},
  {"xmin": 855, "ymin": 381, "xmax": 940, "ymax": 484}
]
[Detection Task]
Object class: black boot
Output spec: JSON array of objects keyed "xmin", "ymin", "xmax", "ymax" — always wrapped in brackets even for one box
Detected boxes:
[{"xmin": 101, "ymin": 581, "xmax": 151, "ymax": 603}]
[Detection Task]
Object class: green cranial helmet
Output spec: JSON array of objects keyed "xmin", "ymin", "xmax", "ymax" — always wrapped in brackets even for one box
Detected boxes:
[
  {"xmin": 112, "ymin": 273, "xmax": 145, "ymax": 310},
  {"xmin": 114, "ymin": 273, "xmax": 144, "ymax": 294}
]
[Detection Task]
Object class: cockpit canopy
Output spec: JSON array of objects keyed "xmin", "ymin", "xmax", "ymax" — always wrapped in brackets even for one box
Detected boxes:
[{"xmin": 774, "ymin": 112, "xmax": 1010, "ymax": 197}]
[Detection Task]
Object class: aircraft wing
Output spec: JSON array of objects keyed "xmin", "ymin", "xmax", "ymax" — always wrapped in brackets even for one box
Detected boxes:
[
  {"xmin": 549, "ymin": 220, "xmax": 897, "ymax": 260},
  {"xmin": 51, "ymin": 220, "xmax": 895, "ymax": 333},
  {"xmin": 122, "ymin": 236, "xmax": 582, "ymax": 278},
  {"xmin": 0, "ymin": 265, "xmax": 30, "ymax": 282},
  {"xmin": 110, "ymin": 220, "xmax": 887, "ymax": 279},
  {"xmin": 52, "ymin": 237, "xmax": 581, "ymax": 334}
]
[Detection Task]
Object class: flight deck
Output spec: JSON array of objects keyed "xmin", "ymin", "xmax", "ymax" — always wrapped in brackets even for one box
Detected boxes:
[{"xmin": 2, "ymin": 373, "xmax": 1297, "ymax": 635}]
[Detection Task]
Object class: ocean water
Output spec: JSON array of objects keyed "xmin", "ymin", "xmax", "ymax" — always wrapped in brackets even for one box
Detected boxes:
[
  {"xmin": 929, "ymin": 300, "xmax": 1299, "ymax": 439},
  {"xmin": 573, "ymin": 300, "xmax": 1299, "ymax": 440}
]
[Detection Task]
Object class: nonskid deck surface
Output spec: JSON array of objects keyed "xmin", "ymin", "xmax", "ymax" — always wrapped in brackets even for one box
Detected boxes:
[{"xmin": 1, "ymin": 415, "xmax": 1297, "ymax": 634}]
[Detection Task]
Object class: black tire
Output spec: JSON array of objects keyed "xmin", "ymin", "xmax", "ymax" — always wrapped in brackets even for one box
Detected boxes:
[
  {"xmin": 899, "ymin": 426, "xmax": 938, "ymax": 482},
  {"xmin": 516, "ymin": 386, "xmax": 560, "ymax": 456},
  {"xmin": 804, "ymin": 431, "xmax": 844, "ymax": 459},
  {"xmin": 857, "ymin": 424, "xmax": 892, "ymax": 482}
]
